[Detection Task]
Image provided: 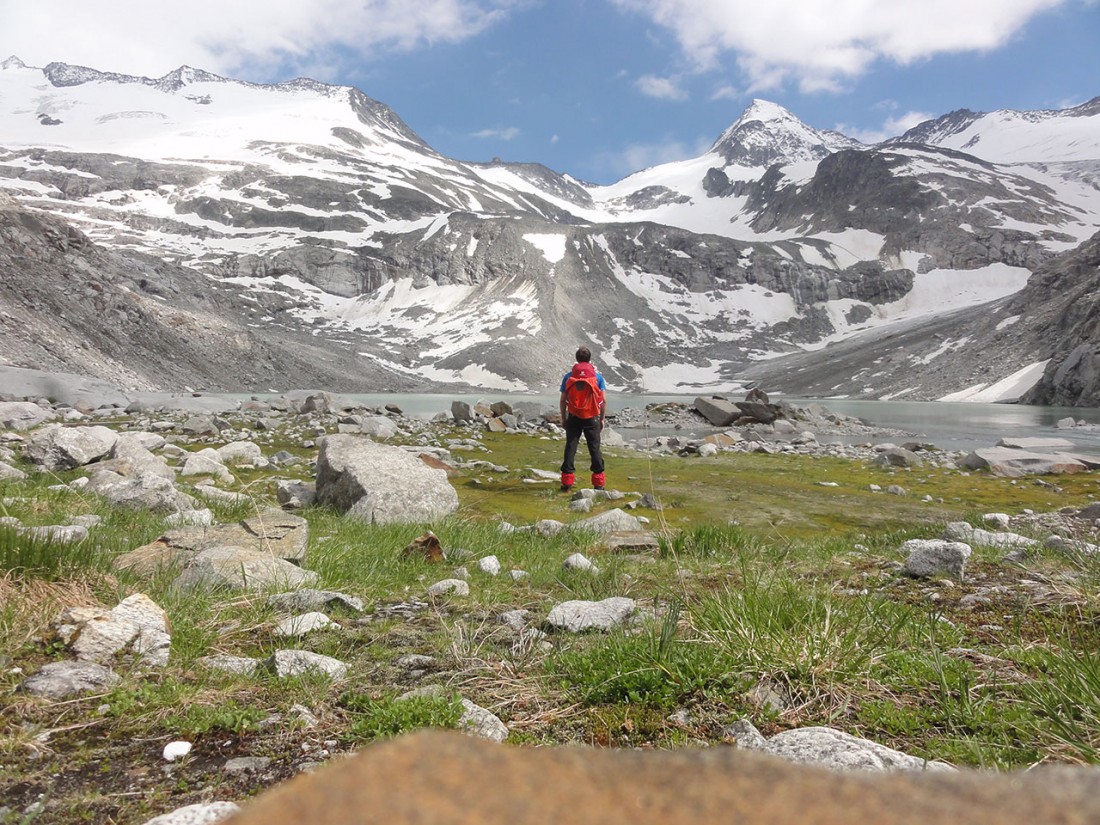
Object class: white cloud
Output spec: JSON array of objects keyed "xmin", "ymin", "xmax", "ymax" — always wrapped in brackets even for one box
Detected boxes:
[
  {"xmin": 612, "ymin": 0, "xmax": 1069, "ymax": 92},
  {"xmin": 472, "ymin": 126, "xmax": 521, "ymax": 140},
  {"xmin": 635, "ymin": 74, "xmax": 688, "ymax": 100},
  {"xmin": 0, "ymin": 0, "xmax": 512, "ymax": 81},
  {"xmin": 838, "ymin": 109, "xmax": 937, "ymax": 144}
]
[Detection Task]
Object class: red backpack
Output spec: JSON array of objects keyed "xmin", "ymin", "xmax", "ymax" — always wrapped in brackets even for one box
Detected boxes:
[{"xmin": 565, "ymin": 363, "xmax": 604, "ymax": 419}]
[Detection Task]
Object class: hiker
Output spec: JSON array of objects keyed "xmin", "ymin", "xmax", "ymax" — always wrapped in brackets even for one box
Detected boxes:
[{"xmin": 559, "ymin": 346, "xmax": 607, "ymax": 491}]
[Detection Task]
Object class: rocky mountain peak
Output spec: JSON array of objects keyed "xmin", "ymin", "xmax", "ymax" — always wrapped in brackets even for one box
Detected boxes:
[
  {"xmin": 710, "ymin": 98, "xmax": 862, "ymax": 168},
  {"xmin": 154, "ymin": 65, "xmax": 229, "ymax": 92},
  {"xmin": 891, "ymin": 108, "xmax": 982, "ymax": 147},
  {"xmin": 1, "ymin": 55, "xmax": 26, "ymax": 70}
]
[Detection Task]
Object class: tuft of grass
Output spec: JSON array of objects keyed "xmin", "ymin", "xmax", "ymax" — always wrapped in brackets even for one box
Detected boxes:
[
  {"xmin": 338, "ymin": 691, "xmax": 464, "ymax": 743},
  {"xmin": 548, "ymin": 603, "xmax": 724, "ymax": 709}
]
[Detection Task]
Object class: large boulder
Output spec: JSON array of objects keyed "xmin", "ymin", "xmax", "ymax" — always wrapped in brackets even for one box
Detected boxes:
[
  {"xmin": 97, "ymin": 433, "xmax": 175, "ymax": 479},
  {"xmin": 86, "ymin": 470, "xmax": 199, "ymax": 514},
  {"xmin": 961, "ymin": 447, "xmax": 1087, "ymax": 477},
  {"xmin": 25, "ymin": 424, "xmax": 118, "ymax": 470},
  {"xmin": 315, "ymin": 435, "xmax": 458, "ymax": 525},
  {"xmin": 0, "ymin": 400, "xmax": 57, "ymax": 431},
  {"xmin": 693, "ymin": 396, "xmax": 740, "ymax": 427}
]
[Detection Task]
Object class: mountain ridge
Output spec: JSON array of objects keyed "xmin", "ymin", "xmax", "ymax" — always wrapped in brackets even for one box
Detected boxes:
[{"xmin": 1, "ymin": 57, "xmax": 1098, "ymax": 402}]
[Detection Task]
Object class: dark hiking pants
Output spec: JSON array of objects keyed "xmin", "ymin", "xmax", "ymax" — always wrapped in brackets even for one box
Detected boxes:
[{"xmin": 561, "ymin": 415, "xmax": 604, "ymax": 475}]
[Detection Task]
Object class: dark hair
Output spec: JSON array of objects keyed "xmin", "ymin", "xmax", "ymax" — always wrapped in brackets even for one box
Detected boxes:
[{"xmin": 575, "ymin": 346, "xmax": 592, "ymax": 363}]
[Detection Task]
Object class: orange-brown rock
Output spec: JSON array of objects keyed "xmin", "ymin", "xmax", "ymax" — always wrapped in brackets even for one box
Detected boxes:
[
  {"xmin": 402, "ymin": 531, "xmax": 444, "ymax": 562},
  {"xmin": 228, "ymin": 730, "xmax": 1100, "ymax": 825}
]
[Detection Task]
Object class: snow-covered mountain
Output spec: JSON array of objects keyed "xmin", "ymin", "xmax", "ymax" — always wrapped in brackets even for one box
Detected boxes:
[{"xmin": 1, "ymin": 57, "xmax": 1099, "ymax": 402}]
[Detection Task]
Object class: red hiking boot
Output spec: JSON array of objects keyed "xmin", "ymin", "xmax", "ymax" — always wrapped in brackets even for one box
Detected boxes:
[{"xmin": 592, "ymin": 472, "xmax": 605, "ymax": 490}]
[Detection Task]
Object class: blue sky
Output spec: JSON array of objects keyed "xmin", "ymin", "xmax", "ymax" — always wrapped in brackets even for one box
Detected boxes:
[{"xmin": 2, "ymin": 0, "xmax": 1098, "ymax": 183}]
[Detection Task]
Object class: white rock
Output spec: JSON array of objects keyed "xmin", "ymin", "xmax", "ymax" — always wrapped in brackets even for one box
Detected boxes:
[
  {"xmin": 477, "ymin": 555, "xmax": 502, "ymax": 576},
  {"xmin": 562, "ymin": 552, "xmax": 599, "ymax": 574},
  {"xmin": 546, "ymin": 597, "xmax": 635, "ymax": 632},
  {"xmin": 163, "ymin": 741, "xmax": 193, "ymax": 762},
  {"xmin": 275, "ymin": 612, "xmax": 336, "ymax": 637},
  {"xmin": 140, "ymin": 802, "xmax": 240, "ymax": 825}
]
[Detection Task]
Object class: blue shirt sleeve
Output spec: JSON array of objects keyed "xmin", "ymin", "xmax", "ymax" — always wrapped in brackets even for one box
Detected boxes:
[{"xmin": 560, "ymin": 373, "xmax": 569, "ymax": 393}]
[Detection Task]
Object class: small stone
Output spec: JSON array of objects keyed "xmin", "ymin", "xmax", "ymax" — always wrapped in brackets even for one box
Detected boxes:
[
  {"xmin": 427, "ymin": 579, "xmax": 470, "ymax": 597},
  {"xmin": 477, "ymin": 555, "xmax": 502, "ymax": 576},
  {"xmin": 275, "ymin": 612, "xmax": 336, "ymax": 638},
  {"xmin": 163, "ymin": 741, "xmax": 193, "ymax": 762}
]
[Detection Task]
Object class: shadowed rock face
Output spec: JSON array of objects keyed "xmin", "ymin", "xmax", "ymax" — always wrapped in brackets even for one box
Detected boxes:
[{"xmin": 227, "ymin": 730, "xmax": 1100, "ymax": 825}]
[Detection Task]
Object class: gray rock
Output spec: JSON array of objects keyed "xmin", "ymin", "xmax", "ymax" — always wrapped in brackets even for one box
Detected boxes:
[
  {"xmin": 267, "ymin": 589, "xmax": 364, "ymax": 614},
  {"xmin": 693, "ymin": 396, "xmax": 740, "ymax": 427},
  {"xmin": 562, "ymin": 552, "xmax": 599, "ymax": 573},
  {"xmin": 316, "ymin": 434, "xmax": 458, "ymax": 525},
  {"xmin": 573, "ymin": 508, "xmax": 645, "ymax": 533},
  {"xmin": 25, "ymin": 424, "xmax": 118, "ymax": 470},
  {"xmin": 197, "ymin": 655, "xmax": 260, "ymax": 676},
  {"xmin": 459, "ymin": 698, "xmax": 509, "ymax": 742},
  {"xmin": 1045, "ymin": 535, "xmax": 1100, "ymax": 556},
  {"xmin": 240, "ymin": 508, "xmax": 310, "ymax": 563},
  {"xmin": 996, "ymin": 436, "xmax": 1076, "ymax": 451},
  {"xmin": 427, "ymin": 579, "xmax": 470, "ymax": 597},
  {"xmin": 451, "ymin": 401, "xmax": 473, "ymax": 422},
  {"xmin": 873, "ymin": 447, "xmax": 923, "ymax": 468},
  {"xmin": 733, "ymin": 719, "xmax": 953, "ymax": 772},
  {"xmin": 360, "ymin": 415, "xmax": 400, "ymax": 438},
  {"xmin": 107, "ymin": 593, "xmax": 172, "ymax": 666},
  {"xmin": 173, "ymin": 546, "xmax": 319, "ymax": 593},
  {"xmin": 266, "ymin": 649, "xmax": 348, "ymax": 680},
  {"xmin": 0, "ymin": 460, "xmax": 26, "ymax": 480},
  {"xmin": 499, "ymin": 610, "xmax": 530, "ymax": 632},
  {"xmin": 180, "ymin": 450, "xmax": 234, "ymax": 483},
  {"xmin": 943, "ymin": 521, "xmax": 1038, "ymax": 550},
  {"xmin": 902, "ymin": 539, "xmax": 972, "ymax": 580},
  {"xmin": 0, "ymin": 400, "xmax": 57, "ymax": 430},
  {"xmin": 216, "ymin": 441, "xmax": 268, "ymax": 468},
  {"xmin": 961, "ymin": 447, "xmax": 1087, "ymax": 476},
  {"xmin": 477, "ymin": 555, "xmax": 502, "ymax": 576},
  {"xmin": 546, "ymin": 597, "xmax": 635, "ymax": 632},
  {"xmin": 139, "ymin": 801, "xmax": 240, "ymax": 825},
  {"xmin": 87, "ymin": 469, "xmax": 198, "ymax": 514},
  {"xmin": 56, "ymin": 593, "xmax": 171, "ymax": 667},
  {"xmin": 535, "ymin": 519, "xmax": 567, "ymax": 536},
  {"xmin": 276, "ymin": 479, "xmax": 316, "ymax": 509},
  {"xmin": 20, "ymin": 660, "xmax": 119, "ymax": 699},
  {"xmin": 101, "ymin": 434, "xmax": 175, "ymax": 479},
  {"xmin": 224, "ymin": 756, "xmax": 272, "ymax": 775},
  {"xmin": 275, "ymin": 612, "xmax": 336, "ymax": 637}
]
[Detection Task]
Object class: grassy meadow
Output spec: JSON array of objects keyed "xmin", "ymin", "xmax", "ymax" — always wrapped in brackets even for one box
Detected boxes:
[{"xmin": 2, "ymin": 421, "xmax": 1100, "ymax": 822}]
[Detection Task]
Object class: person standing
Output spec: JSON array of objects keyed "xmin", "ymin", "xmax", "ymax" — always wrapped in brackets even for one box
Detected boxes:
[{"xmin": 559, "ymin": 346, "xmax": 607, "ymax": 491}]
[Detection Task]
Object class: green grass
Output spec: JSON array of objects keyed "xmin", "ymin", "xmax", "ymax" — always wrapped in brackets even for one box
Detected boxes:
[{"xmin": 3, "ymin": 419, "xmax": 1100, "ymax": 823}]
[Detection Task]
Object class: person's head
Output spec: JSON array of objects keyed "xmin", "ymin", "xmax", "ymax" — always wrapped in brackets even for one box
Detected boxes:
[{"xmin": 575, "ymin": 346, "xmax": 592, "ymax": 363}]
